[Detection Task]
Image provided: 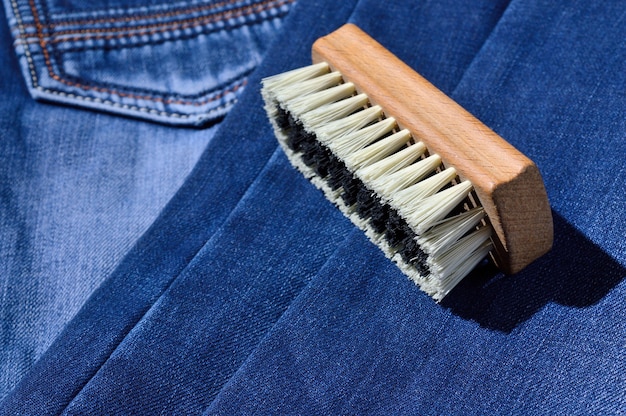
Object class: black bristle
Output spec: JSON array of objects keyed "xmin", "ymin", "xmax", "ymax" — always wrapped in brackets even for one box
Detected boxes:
[
  {"xmin": 276, "ymin": 108, "xmax": 432, "ymax": 278},
  {"xmin": 275, "ymin": 106, "xmax": 291, "ymax": 130},
  {"xmin": 286, "ymin": 116, "xmax": 314, "ymax": 152},
  {"xmin": 385, "ymin": 209, "xmax": 409, "ymax": 247},
  {"xmin": 327, "ymin": 154, "xmax": 347, "ymax": 190},
  {"xmin": 299, "ymin": 139, "xmax": 318, "ymax": 167},
  {"xmin": 356, "ymin": 185, "xmax": 377, "ymax": 219},
  {"xmin": 311, "ymin": 143, "xmax": 333, "ymax": 177},
  {"xmin": 281, "ymin": 112, "xmax": 337, "ymax": 178},
  {"xmin": 399, "ymin": 235, "xmax": 431, "ymax": 277},
  {"xmin": 341, "ymin": 173, "xmax": 360, "ymax": 206},
  {"xmin": 368, "ymin": 200, "xmax": 390, "ymax": 234},
  {"xmin": 353, "ymin": 181, "xmax": 391, "ymax": 233},
  {"xmin": 288, "ymin": 129, "xmax": 311, "ymax": 153}
]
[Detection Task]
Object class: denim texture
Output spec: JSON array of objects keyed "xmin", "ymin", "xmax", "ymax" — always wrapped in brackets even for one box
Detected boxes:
[
  {"xmin": 6, "ymin": 0, "xmax": 293, "ymax": 125},
  {"xmin": 1, "ymin": 0, "xmax": 294, "ymax": 406},
  {"xmin": 1, "ymin": 0, "xmax": 625, "ymax": 414}
]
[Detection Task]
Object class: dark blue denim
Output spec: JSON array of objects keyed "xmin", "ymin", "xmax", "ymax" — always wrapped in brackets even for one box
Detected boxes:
[{"xmin": 1, "ymin": 0, "xmax": 625, "ymax": 414}]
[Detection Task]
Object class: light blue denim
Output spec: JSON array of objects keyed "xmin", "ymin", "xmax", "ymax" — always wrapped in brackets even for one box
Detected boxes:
[
  {"xmin": 1, "ymin": 0, "xmax": 625, "ymax": 414},
  {"xmin": 8, "ymin": 0, "xmax": 292, "ymax": 125},
  {"xmin": 1, "ymin": 0, "xmax": 293, "ymax": 406}
]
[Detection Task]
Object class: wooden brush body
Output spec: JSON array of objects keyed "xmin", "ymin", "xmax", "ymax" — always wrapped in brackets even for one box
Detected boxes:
[{"xmin": 312, "ymin": 24, "xmax": 553, "ymax": 274}]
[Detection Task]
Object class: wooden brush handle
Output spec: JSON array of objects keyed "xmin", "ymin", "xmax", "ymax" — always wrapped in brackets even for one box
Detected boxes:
[{"xmin": 312, "ymin": 24, "xmax": 552, "ymax": 274}]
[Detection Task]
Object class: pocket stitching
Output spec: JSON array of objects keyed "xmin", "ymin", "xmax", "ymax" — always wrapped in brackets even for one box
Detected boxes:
[
  {"xmin": 42, "ymin": 0, "xmax": 293, "ymax": 40},
  {"xmin": 40, "ymin": 0, "xmax": 247, "ymax": 27},
  {"xmin": 17, "ymin": 0, "xmax": 295, "ymax": 49},
  {"xmin": 10, "ymin": 0, "xmax": 294, "ymax": 119}
]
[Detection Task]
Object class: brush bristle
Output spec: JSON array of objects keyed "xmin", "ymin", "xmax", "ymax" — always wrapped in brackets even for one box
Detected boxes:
[{"xmin": 262, "ymin": 63, "xmax": 493, "ymax": 300}]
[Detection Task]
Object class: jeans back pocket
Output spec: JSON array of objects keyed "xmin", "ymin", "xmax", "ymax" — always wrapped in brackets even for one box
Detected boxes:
[{"xmin": 5, "ymin": 0, "xmax": 294, "ymax": 125}]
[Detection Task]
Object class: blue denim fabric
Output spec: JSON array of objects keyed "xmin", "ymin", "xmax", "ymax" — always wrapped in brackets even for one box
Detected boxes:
[
  {"xmin": 0, "ymin": 0, "xmax": 293, "ymax": 406},
  {"xmin": 1, "ymin": 0, "xmax": 625, "ymax": 414},
  {"xmin": 6, "ymin": 0, "xmax": 293, "ymax": 125}
]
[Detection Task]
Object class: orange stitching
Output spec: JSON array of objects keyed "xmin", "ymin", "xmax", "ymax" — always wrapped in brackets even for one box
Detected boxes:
[
  {"xmin": 28, "ymin": 0, "xmax": 251, "ymax": 106},
  {"xmin": 45, "ymin": 0, "xmax": 243, "ymax": 28},
  {"xmin": 45, "ymin": 0, "xmax": 290, "ymax": 41},
  {"xmin": 14, "ymin": 0, "xmax": 291, "ymax": 46}
]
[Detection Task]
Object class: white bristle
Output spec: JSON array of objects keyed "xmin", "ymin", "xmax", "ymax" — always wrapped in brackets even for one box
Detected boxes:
[
  {"xmin": 371, "ymin": 154, "xmax": 440, "ymax": 200},
  {"xmin": 446, "ymin": 241, "xmax": 492, "ymax": 296},
  {"xmin": 429, "ymin": 227, "xmax": 493, "ymax": 296},
  {"xmin": 326, "ymin": 117, "xmax": 396, "ymax": 160},
  {"xmin": 274, "ymin": 72, "xmax": 343, "ymax": 103},
  {"xmin": 261, "ymin": 62, "xmax": 329, "ymax": 93},
  {"xmin": 391, "ymin": 167, "xmax": 458, "ymax": 211},
  {"xmin": 285, "ymin": 82, "xmax": 355, "ymax": 115},
  {"xmin": 357, "ymin": 139, "xmax": 423, "ymax": 182},
  {"xmin": 316, "ymin": 105, "xmax": 383, "ymax": 143},
  {"xmin": 418, "ymin": 207, "xmax": 486, "ymax": 257},
  {"xmin": 299, "ymin": 94, "xmax": 369, "ymax": 131},
  {"xmin": 425, "ymin": 240, "xmax": 493, "ymax": 300},
  {"xmin": 344, "ymin": 128, "xmax": 412, "ymax": 170},
  {"xmin": 261, "ymin": 63, "xmax": 497, "ymax": 301},
  {"xmin": 404, "ymin": 180, "xmax": 473, "ymax": 234}
]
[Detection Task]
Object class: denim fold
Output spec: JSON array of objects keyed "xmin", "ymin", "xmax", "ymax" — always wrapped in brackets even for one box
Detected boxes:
[
  {"xmin": 1, "ymin": 0, "xmax": 360, "ymax": 413},
  {"xmin": 207, "ymin": 0, "xmax": 626, "ymax": 414},
  {"xmin": 1, "ymin": 0, "xmax": 625, "ymax": 414}
]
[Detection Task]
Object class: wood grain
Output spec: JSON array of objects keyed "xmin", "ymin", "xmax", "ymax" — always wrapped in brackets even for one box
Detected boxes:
[{"xmin": 312, "ymin": 24, "xmax": 552, "ymax": 273}]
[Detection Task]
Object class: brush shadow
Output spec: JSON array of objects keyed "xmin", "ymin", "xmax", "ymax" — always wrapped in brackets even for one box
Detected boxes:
[{"xmin": 440, "ymin": 211, "xmax": 626, "ymax": 333}]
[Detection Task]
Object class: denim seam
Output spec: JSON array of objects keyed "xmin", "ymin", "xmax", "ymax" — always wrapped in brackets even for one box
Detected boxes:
[
  {"xmin": 37, "ymin": 0, "xmax": 292, "ymax": 39},
  {"xmin": 15, "ymin": 9, "xmax": 290, "ymax": 53},
  {"xmin": 9, "ymin": 0, "xmax": 293, "ymax": 119},
  {"xmin": 43, "ymin": 0, "xmax": 243, "ymax": 21},
  {"xmin": 15, "ymin": 0, "xmax": 294, "ymax": 48},
  {"xmin": 40, "ymin": 9, "xmax": 288, "ymax": 53},
  {"xmin": 8, "ymin": 0, "xmax": 212, "ymax": 119},
  {"xmin": 12, "ymin": 0, "xmax": 284, "ymax": 47},
  {"xmin": 35, "ymin": 0, "xmax": 247, "ymax": 27},
  {"xmin": 54, "ymin": 62, "xmax": 253, "ymax": 101},
  {"xmin": 26, "ymin": 0, "xmax": 283, "ymax": 101},
  {"xmin": 57, "ymin": 145, "xmax": 283, "ymax": 415}
]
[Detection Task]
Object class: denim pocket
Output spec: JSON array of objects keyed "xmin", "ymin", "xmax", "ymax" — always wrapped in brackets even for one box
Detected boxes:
[{"xmin": 4, "ymin": 0, "xmax": 294, "ymax": 125}]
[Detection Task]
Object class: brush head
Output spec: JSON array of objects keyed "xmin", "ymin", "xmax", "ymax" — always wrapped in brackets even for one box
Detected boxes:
[{"xmin": 261, "ymin": 24, "xmax": 552, "ymax": 300}]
